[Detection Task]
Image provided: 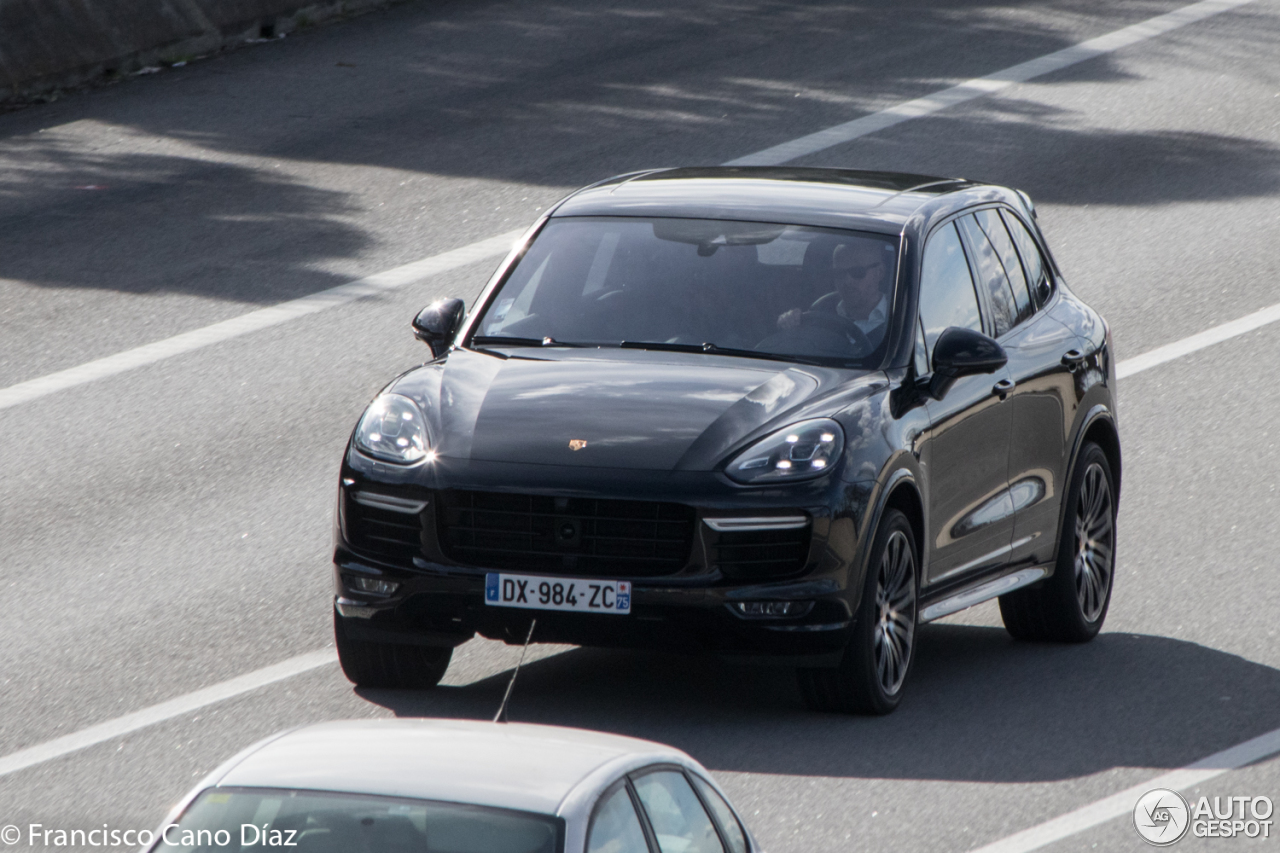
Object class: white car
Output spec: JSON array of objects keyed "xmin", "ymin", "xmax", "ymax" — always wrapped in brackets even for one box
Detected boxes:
[{"xmin": 147, "ymin": 719, "xmax": 757, "ymax": 853}]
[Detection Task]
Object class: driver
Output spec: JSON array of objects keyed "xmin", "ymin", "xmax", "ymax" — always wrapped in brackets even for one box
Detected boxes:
[{"xmin": 778, "ymin": 240, "xmax": 893, "ymax": 350}]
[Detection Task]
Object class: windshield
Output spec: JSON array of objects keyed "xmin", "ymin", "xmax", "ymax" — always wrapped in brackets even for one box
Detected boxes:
[
  {"xmin": 153, "ymin": 787, "xmax": 562, "ymax": 853},
  {"xmin": 473, "ymin": 217, "xmax": 899, "ymax": 365}
]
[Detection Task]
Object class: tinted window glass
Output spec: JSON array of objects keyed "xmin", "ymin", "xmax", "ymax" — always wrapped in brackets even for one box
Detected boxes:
[
  {"xmin": 919, "ymin": 222, "xmax": 982, "ymax": 363},
  {"xmin": 588, "ymin": 784, "xmax": 650, "ymax": 853},
  {"xmin": 913, "ymin": 315, "xmax": 928, "ymax": 377},
  {"xmin": 475, "ymin": 217, "xmax": 900, "ymax": 365},
  {"xmin": 632, "ymin": 771, "xmax": 724, "ymax": 853},
  {"xmin": 688, "ymin": 776, "xmax": 747, "ymax": 853},
  {"xmin": 975, "ymin": 208, "xmax": 1033, "ymax": 325},
  {"xmin": 956, "ymin": 214, "xmax": 1017, "ymax": 337},
  {"xmin": 1000, "ymin": 210, "xmax": 1050, "ymax": 308}
]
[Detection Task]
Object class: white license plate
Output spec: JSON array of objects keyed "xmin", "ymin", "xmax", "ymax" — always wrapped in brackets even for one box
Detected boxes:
[{"xmin": 484, "ymin": 573, "xmax": 631, "ymax": 615}]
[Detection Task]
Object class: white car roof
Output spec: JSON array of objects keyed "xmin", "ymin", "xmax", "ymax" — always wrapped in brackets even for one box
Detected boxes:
[{"xmin": 211, "ymin": 718, "xmax": 692, "ymax": 815}]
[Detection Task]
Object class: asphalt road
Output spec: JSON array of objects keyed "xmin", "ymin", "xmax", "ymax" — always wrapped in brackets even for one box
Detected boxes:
[{"xmin": 2, "ymin": 0, "xmax": 1279, "ymax": 851}]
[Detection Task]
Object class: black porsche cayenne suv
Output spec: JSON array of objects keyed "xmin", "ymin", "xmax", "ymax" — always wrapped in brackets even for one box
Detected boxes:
[{"xmin": 332, "ymin": 167, "xmax": 1120, "ymax": 714}]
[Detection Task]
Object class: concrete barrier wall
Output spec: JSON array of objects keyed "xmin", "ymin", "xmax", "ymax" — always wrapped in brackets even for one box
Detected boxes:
[{"xmin": 0, "ymin": 0, "xmax": 396, "ymax": 100}]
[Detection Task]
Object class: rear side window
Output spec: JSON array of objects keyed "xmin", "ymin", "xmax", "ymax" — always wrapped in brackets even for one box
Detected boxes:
[
  {"xmin": 956, "ymin": 214, "xmax": 1018, "ymax": 337},
  {"xmin": 975, "ymin": 208, "xmax": 1034, "ymax": 325},
  {"xmin": 632, "ymin": 770, "xmax": 724, "ymax": 853},
  {"xmin": 588, "ymin": 783, "xmax": 650, "ymax": 853},
  {"xmin": 689, "ymin": 775, "xmax": 748, "ymax": 853},
  {"xmin": 919, "ymin": 222, "xmax": 982, "ymax": 364},
  {"xmin": 1000, "ymin": 210, "xmax": 1051, "ymax": 308}
]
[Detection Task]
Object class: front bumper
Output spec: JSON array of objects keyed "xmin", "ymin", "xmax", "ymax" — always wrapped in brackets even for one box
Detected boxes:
[
  {"xmin": 335, "ymin": 554, "xmax": 853, "ymax": 664},
  {"xmin": 332, "ymin": 452, "xmax": 870, "ymax": 664}
]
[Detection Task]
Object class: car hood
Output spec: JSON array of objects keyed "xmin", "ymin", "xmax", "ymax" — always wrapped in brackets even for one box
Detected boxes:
[{"xmin": 399, "ymin": 349, "xmax": 872, "ymax": 472}]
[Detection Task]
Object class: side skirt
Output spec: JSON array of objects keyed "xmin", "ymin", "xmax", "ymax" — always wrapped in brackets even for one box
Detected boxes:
[{"xmin": 919, "ymin": 566, "xmax": 1049, "ymax": 623}]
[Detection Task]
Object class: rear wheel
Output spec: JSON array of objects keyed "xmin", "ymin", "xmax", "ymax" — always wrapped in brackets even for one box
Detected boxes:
[
  {"xmin": 799, "ymin": 509, "xmax": 917, "ymax": 714},
  {"xmin": 999, "ymin": 441, "xmax": 1116, "ymax": 642},
  {"xmin": 334, "ymin": 609, "xmax": 452, "ymax": 688}
]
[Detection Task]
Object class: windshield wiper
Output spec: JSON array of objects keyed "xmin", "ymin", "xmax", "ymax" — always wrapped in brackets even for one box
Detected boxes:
[
  {"xmin": 471, "ymin": 337, "xmax": 845, "ymax": 367},
  {"xmin": 470, "ymin": 335, "xmax": 589, "ymax": 348},
  {"xmin": 618, "ymin": 340, "xmax": 832, "ymax": 367}
]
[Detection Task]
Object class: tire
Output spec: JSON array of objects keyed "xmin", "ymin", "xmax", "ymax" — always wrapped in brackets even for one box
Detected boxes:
[
  {"xmin": 799, "ymin": 509, "xmax": 918, "ymax": 715},
  {"xmin": 999, "ymin": 441, "xmax": 1116, "ymax": 642},
  {"xmin": 334, "ymin": 609, "xmax": 452, "ymax": 689}
]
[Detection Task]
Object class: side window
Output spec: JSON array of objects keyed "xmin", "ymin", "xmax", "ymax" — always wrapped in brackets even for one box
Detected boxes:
[
  {"xmin": 956, "ymin": 214, "xmax": 1018, "ymax": 337},
  {"xmin": 975, "ymin": 208, "xmax": 1034, "ymax": 325},
  {"xmin": 689, "ymin": 775, "xmax": 748, "ymax": 853},
  {"xmin": 918, "ymin": 222, "xmax": 982, "ymax": 367},
  {"xmin": 912, "ymin": 315, "xmax": 928, "ymax": 377},
  {"xmin": 632, "ymin": 770, "xmax": 724, "ymax": 853},
  {"xmin": 1000, "ymin": 210, "xmax": 1052, "ymax": 308},
  {"xmin": 588, "ymin": 782, "xmax": 651, "ymax": 853}
]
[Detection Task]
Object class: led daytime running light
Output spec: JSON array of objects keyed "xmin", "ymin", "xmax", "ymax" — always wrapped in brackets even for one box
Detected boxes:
[
  {"xmin": 354, "ymin": 393, "xmax": 431, "ymax": 464},
  {"xmin": 725, "ymin": 418, "xmax": 844, "ymax": 484}
]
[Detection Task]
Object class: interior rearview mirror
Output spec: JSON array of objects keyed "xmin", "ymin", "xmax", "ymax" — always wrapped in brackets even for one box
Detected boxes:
[
  {"xmin": 412, "ymin": 298, "xmax": 465, "ymax": 357},
  {"xmin": 929, "ymin": 326, "xmax": 1007, "ymax": 400}
]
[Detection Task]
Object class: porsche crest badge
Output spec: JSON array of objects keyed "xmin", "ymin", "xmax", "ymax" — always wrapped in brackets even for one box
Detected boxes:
[{"xmin": 568, "ymin": 439, "xmax": 588, "ymax": 451}]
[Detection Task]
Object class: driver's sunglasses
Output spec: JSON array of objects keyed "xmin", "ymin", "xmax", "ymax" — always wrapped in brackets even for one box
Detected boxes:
[{"xmin": 838, "ymin": 261, "xmax": 882, "ymax": 280}]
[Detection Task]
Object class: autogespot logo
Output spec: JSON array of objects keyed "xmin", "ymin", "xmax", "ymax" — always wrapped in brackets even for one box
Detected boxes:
[{"xmin": 1134, "ymin": 789, "xmax": 1191, "ymax": 846}]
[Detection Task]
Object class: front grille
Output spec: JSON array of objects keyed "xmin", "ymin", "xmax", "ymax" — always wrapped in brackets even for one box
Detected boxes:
[
  {"xmin": 436, "ymin": 490, "xmax": 695, "ymax": 576},
  {"xmin": 714, "ymin": 527, "xmax": 810, "ymax": 580},
  {"xmin": 344, "ymin": 496, "xmax": 424, "ymax": 566}
]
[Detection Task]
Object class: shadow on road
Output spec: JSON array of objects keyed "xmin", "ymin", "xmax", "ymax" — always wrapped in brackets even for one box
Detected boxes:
[
  {"xmin": 359, "ymin": 625, "xmax": 1280, "ymax": 783},
  {"xmin": 0, "ymin": 0, "xmax": 1275, "ymax": 305},
  {"xmin": 0, "ymin": 150, "xmax": 369, "ymax": 302},
  {"xmin": 826, "ymin": 108, "xmax": 1280, "ymax": 209}
]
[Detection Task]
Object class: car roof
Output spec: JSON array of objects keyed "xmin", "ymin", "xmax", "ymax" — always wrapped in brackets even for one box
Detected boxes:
[
  {"xmin": 552, "ymin": 166, "xmax": 981, "ymax": 233},
  {"xmin": 210, "ymin": 718, "xmax": 691, "ymax": 815}
]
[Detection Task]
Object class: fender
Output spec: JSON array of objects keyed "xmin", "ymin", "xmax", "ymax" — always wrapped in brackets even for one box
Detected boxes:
[
  {"xmin": 1050, "ymin": 404, "xmax": 1120, "ymax": 568},
  {"xmin": 847, "ymin": 461, "xmax": 924, "ymax": 613}
]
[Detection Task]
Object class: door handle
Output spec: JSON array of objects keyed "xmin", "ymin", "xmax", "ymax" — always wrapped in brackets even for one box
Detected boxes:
[
  {"xmin": 992, "ymin": 378, "xmax": 1016, "ymax": 400},
  {"xmin": 1061, "ymin": 349, "xmax": 1087, "ymax": 370}
]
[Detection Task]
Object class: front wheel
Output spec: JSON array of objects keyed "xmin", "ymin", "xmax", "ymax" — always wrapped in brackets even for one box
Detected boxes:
[
  {"xmin": 999, "ymin": 441, "xmax": 1116, "ymax": 642},
  {"xmin": 798, "ymin": 508, "xmax": 918, "ymax": 715},
  {"xmin": 334, "ymin": 609, "xmax": 453, "ymax": 688}
]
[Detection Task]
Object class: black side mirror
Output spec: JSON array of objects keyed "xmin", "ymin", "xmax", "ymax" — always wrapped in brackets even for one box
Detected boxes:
[
  {"xmin": 929, "ymin": 326, "xmax": 1007, "ymax": 400},
  {"xmin": 412, "ymin": 298, "xmax": 465, "ymax": 357}
]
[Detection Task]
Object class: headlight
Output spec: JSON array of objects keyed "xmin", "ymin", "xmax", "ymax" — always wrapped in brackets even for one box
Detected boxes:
[
  {"xmin": 354, "ymin": 394, "xmax": 431, "ymax": 464},
  {"xmin": 725, "ymin": 419, "xmax": 844, "ymax": 484}
]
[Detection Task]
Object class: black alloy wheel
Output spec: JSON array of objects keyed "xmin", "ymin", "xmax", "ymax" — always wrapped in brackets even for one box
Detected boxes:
[
  {"xmin": 799, "ymin": 508, "xmax": 918, "ymax": 714},
  {"xmin": 999, "ymin": 441, "xmax": 1117, "ymax": 642},
  {"xmin": 334, "ymin": 609, "xmax": 453, "ymax": 689}
]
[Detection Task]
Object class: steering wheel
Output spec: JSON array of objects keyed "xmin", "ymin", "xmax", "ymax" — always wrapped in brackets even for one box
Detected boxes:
[{"xmin": 797, "ymin": 310, "xmax": 873, "ymax": 354}]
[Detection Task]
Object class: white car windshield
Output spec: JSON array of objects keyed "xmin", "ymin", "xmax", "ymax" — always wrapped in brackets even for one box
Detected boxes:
[
  {"xmin": 473, "ymin": 217, "xmax": 900, "ymax": 366},
  {"xmin": 154, "ymin": 787, "xmax": 561, "ymax": 853}
]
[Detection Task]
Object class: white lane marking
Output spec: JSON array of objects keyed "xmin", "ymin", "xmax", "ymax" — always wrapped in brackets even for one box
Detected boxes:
[
  {"xmin": 0, "ymin": 230, "xmax": 525, "ymax": 413},
  {"xmin": 0, "ymin": 0, "xmax": 1257, "ymax": 412},
  {"xmin": 0, "ymin": 636, "xmax": 566, "ymax": 777},
  {"xmin": 725, "ymin": 0, "xmax": 1258, "ymax": 166},
  {"xmin": 1116, "ymin": 301, "xmax": 1280, "ymax": 378},
  {"xmin": 0, "ymin": 650, "xmax": 336, "ymax": 779},
  {"xmin": 969, "ymin": 726, "xmax": 1280, "ymax": 853}
]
